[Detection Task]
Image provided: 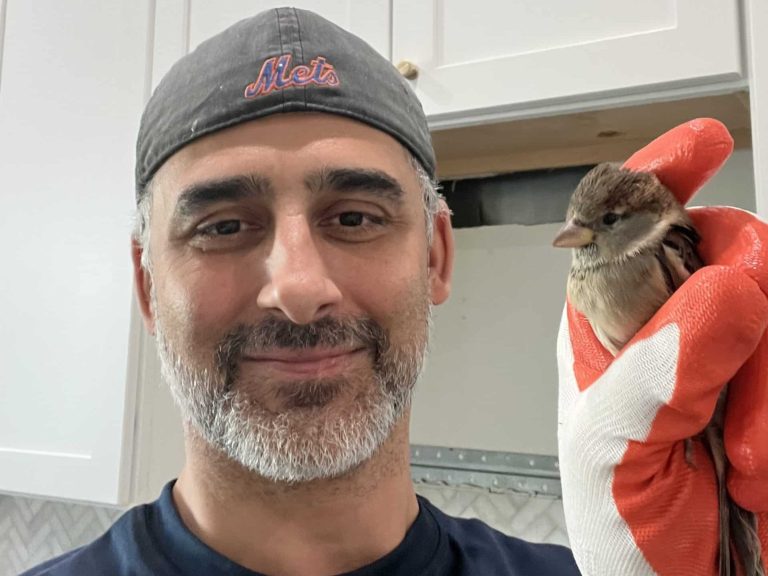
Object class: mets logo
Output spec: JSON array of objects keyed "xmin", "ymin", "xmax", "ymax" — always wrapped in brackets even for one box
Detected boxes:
[{"xmin": 244, "ymin": 54, "xmax": 340, "ymax": 98}]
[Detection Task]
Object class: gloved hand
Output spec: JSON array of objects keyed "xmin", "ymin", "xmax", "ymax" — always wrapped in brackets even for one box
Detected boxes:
[{"xmin": 557, "ymin": 119, "xmax": 768, "ymax": 576}]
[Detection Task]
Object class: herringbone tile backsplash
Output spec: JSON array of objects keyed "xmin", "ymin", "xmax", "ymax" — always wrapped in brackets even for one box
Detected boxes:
[
  {"xmin": 0, "ymin": 493, "xmax": 123, "ymax": 575},
  {"xmin": 414, "ymin": 484, "xmax": 569, "ymax": 547},
  {"xmin": 0, "ymin": 485, "xmax": 568, "ymax": 574}
]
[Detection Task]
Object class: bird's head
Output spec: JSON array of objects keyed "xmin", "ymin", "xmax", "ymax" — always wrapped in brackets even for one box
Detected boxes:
[{"xmin": 553, "ymin": 163, "xmax": 682, "ymax": 264}]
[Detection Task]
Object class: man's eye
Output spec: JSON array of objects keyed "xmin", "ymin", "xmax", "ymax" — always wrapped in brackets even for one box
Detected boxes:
[
  {"xmin": 338, "ymin": 212, "xmax": 365, "ymax": 226},
  {"xmin": 199, "ymin": 220, "xmax": 242, "ymax": 236},
  {"xmin": 320, "ymin": 210, "xmax": 388, "ymax": 241},
  {"xmin": 188, "ymin": 216, "xmax": 265, "ymax": 251}
]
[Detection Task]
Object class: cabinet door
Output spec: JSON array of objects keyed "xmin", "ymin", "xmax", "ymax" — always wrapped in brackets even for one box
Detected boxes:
[
  {"xmin": 0, "ymin": 0, "xmax": 150, "ymax": 504},
  {"xmin": 152, "ymin": 1, "xmax": 391, "ymax": 88},
  {"xmin": 393, "ymin": 0, "xmax": 743, "ymax": 127}
]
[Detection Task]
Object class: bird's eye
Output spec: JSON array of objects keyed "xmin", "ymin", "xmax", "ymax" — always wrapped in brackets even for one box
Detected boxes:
[{"xmin": 602, "ymin": 212, "xmax": 620, "ymax": 226}]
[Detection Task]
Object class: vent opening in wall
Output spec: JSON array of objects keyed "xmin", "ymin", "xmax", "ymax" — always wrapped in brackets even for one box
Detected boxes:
[{"xmin": 440, "ymin": 165, "xmax": 594, "ymax": 229}]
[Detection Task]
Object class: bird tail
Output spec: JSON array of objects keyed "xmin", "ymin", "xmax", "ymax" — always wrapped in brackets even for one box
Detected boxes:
[
  {"xmin": 704, "ymin": 421, "xmax": 732, "ymax": 576},
  {"xmin": 730, "ymin": 502, "xmax": 765, "ymax": 576},
  {"xmin": 708, "ymin": 387, "xmax": 766, "ymax": 576}
]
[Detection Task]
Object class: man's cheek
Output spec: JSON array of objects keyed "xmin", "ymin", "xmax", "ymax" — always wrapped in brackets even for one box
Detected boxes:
[
  {"xmin": 178, "ymin": 274, "xmax": 255, "ymax": 321},
  {"xmin": 367, "ymin": 270, "xmax": 428, "ymax": 314}
]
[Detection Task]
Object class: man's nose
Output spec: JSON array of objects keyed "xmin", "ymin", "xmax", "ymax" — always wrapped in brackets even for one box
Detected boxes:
[{"xmin": 257, "ymin": 215, "xmax": 343, "ymax": 325}]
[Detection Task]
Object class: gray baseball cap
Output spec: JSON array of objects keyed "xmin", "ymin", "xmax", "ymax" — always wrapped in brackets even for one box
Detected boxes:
[{"xmin": 135, "ymin": 6, "xmax": 434, "ymax": 201}]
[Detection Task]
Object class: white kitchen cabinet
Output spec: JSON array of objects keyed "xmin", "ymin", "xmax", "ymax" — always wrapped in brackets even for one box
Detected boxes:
[
  {"xmin": 0, "ymin": 0, "xmax": 151, "ymax": 504},
  {"xmin": 393, "ymin": 0, "xmax": 744, "ymax": 127},
  {"xmin": 158, "ymin": 1, "xmax": 745, "ymax": 129}
]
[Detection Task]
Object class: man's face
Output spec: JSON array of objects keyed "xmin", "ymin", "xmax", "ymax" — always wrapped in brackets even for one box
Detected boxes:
[{"xmin": 134, "ymin": 113, "xmax": 453, "ymax": 483}]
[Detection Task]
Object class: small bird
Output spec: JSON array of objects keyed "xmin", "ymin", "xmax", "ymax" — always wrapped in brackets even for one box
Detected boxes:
[{"xmin": 553, "ymin": 162, "xmax": 764, "ymax": 576}]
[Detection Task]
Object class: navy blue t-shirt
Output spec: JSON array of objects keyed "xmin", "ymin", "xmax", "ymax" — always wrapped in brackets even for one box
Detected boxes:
[{"xmin": 22, "ymin": 481, "xmax": 579, "ymax": 575}]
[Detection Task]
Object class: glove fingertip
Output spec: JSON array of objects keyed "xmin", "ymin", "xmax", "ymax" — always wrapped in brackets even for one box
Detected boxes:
[{"xmin": 623, "ymin": 118, "xmax": 733, "ymax": 205}]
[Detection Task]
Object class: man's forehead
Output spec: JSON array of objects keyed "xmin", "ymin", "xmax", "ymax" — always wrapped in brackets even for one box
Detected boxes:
[{"xmin": 152, "ymin": 113, "xmax": 417, "ymax": 200}]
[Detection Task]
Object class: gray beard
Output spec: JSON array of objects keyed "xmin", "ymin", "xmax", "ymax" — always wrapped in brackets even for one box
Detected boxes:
[{"xmin": 153, "ymin": 297, "xmax": 430, "ymax": 484}]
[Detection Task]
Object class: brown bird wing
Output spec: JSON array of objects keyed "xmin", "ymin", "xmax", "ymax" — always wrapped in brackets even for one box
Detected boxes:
[
  {"xmin": 656, "ymin": 223, "xmax": 751, "ymax": 575},
  {"xmin": 655, "ymin": 224, "xmax": 704, "ymax": 293}
]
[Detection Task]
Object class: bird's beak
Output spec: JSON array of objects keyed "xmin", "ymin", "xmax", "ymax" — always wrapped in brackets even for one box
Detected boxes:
[{"xmin": 553, "ymin": 220, "xmax": 594, "ymax": 248}]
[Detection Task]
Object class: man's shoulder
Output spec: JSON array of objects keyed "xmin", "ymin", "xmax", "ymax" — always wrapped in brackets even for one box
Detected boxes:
[
  {"xmin": 19, "ymin": 501, "xmax": 170, "ymax": 576},
  {"xmin": 19, "ymin": 548, "xmax": 81, "ymax": 576},
  {"xmin": 20, "ymin": 530, "xmax": 120, "ymax": 576},
  {"xmin": 421, "ymin": 497, "xmax": 580, "ymax": 575}
]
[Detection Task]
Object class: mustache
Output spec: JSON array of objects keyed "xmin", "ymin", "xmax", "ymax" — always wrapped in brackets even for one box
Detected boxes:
[{"xmin": 213, "ymin": 316, "xmax": 388, "ymax": 382}]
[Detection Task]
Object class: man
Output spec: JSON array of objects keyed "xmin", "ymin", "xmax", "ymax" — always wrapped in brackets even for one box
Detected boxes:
[{"xmin": 23, "ymin": 7, "xmax": 579, "ymax": 576}]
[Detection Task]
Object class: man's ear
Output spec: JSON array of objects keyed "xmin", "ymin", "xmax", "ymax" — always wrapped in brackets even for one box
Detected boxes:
[
  {"xmin": 428, "ymin": 200, "xmax": 454, "ymax": 305},
  {"xmin": 131, "ymin": 238, "xmax": 156, "ymax": 334}
]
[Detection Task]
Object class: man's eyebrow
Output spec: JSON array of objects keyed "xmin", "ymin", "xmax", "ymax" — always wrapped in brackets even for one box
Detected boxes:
[
  {"xmin": 172, "ymin": 175, "xmax": 272, "ymax": 220},
  {"xmin": 307, "ymin": 168, "xmax": 405, "ymax": 202}
]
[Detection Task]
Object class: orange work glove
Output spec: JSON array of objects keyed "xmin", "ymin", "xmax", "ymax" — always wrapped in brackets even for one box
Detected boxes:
[{"xmin": 557, "ymin": 119, "xmax": 768, "ymax": 575}]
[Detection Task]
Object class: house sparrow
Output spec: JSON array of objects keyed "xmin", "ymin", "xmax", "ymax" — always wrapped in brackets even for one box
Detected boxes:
[{"xmin": 553, "ymin": 162, "xmax": 764, "ymax": 576}]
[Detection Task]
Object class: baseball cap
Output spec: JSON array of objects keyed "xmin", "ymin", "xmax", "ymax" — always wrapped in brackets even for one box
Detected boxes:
[{"xmin": 135, "ymin": 6, "xmax": 434, "ymax": 201}]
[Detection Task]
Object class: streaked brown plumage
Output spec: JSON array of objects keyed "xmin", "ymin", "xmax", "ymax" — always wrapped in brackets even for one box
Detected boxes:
[{"xmin": 554, "ymin": 162, "xmax": 764, "ymax": 576}]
